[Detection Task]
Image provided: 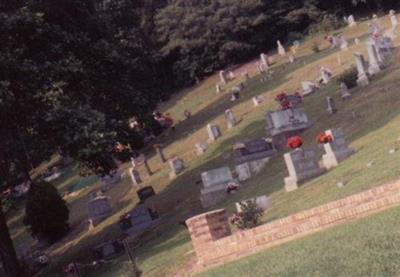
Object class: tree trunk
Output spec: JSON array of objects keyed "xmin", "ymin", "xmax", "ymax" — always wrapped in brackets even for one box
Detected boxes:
[{"xmin": 0, "ymin": 203, "xmax": 25, "ymax": 277}]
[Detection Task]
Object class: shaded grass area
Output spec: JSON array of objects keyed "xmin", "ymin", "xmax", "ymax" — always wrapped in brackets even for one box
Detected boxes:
[{"xmin": 200, "ymin": 205, "xmax": 400, "ymax": 277}]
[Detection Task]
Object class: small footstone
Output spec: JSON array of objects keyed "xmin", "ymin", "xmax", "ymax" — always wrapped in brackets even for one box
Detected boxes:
[
  {"xmin": 366, "ymin": 161, "xmax": 375, "ymax": 167},
  {"xmin": 337, "ymin": 181, "xmax": 345, "ymax": 188},
  {"xmin": 389, "ymin": 148, "xmax": 396, "ymax": 154}
]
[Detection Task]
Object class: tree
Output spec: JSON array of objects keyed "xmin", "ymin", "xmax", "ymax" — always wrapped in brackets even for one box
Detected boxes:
[{"xmin": 23, "ymin": 182, "xmax": 69, "ymax": 243}]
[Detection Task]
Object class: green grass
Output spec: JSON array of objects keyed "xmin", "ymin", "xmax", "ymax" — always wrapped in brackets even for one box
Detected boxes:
[
  {"xmin": 200, "ymin": 205, "xmax": 400, "ymax": 277},
  {"xmin": 7, "ymin": 15, "xmax": 400, "ymax": 277}
]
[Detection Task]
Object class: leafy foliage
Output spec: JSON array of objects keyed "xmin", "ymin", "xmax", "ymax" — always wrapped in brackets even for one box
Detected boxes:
[
  {"xmin": 230, "ymin": 200, "xmax": 263, "ymax": 230},
  {"xmin": 23, "ymin": 182, "xmax": 69, "ymax": 243}
]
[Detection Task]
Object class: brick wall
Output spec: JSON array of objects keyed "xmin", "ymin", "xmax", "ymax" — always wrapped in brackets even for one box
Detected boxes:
[{"xmin": 186, "ymin": 180, "xmax": 400, "ymax": 268}]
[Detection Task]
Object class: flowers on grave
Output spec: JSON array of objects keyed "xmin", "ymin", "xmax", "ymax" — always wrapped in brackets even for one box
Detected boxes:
[
  {"xmin": 226, "ymin": 182, "xmax": 239, "ymax": 194},
  {"xmin": 275, "ymin": 92, "xmax": 287, "ymax": 102},
  {"xmin": 281, "ymin": 99, "xmax": 291, "ymax": 110},
  {"xmin": 229, "ymin": 200, "xmax": 263, "ymax": 230},
  {"xmin": 287, "ymin": 136, "xmax": 303, "ymax": 150},
  {"xmin": 316, "ymin": 132, "xmax": 333, "ymax": 144}
]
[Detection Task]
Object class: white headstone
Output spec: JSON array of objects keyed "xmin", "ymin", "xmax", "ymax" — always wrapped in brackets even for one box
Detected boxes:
[
  {"xmin": 284, "ymin": 148, "xmax": 325, "ymax": 192},
  {"xmin": 219, "ymin": 70, "xmax": 227, "ymax": 85},
  {"xmin": 320, "ymin": 67, "xmax": 332, "ymax": 84},
  {"xmin": 206, "ymin": 124, "xmax": 221, "ymax": 142},
  {"xmin": 195, "ymin": 143, "xmax": 208, "ymax": 156},
  {"xmin": 340, "ymin": 82, "xmax": 351, "ymax": 99},
  {"xmin": 224, "ymin": 109, "xmax": 237, "ymax": 129},
  {"xmin": 169, "ymin": 157, "xmax": 185, "ymax": 179},
  {"xmin": 277, "ymin": 40, "xmax": 286, "ymax": 56},
  {"xmin": 366, "ymin": 42, "xmax": 381, "ymax": 75},
  {"xmin": 252, "ymin": 95, "xmax": 263, "ymax": 107},
  {"xmin": 87, "ymin": 196, "xmax": 112, "ymax": 226},
  {"xmin": 216, "ymin": 84, "xmax": 222, "ymax": 94},
  {"xmin": 326, "ymin": 97, "xmax": 337, "ymax": 115},
  {"xmin": 260, "ymin": 53, "xmax": 269, "ymax": 69},
  {"xmin": 348, "ymin": 15, "xmax": 356, "ymax": 27},
  {"xmin": 354, "ymin": 53, "xmax": 369, "ymax": 86},
  {"xmin": 301, "ymin": 81, "xmax": 316, "ymax": 96},
  {"xmin": 321, "ymin": 129, "xmax": 354, "ymax": 169},
  {"xmin": 235, "ymin": 163, "xmax": 252, "ymax": 181},
  {"xmin": 129, "ymin": 168, "xmax": 142, "ymax": 187}
]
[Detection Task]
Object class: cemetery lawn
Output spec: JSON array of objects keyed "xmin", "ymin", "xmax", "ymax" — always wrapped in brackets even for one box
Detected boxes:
[
  {"xmin": 200, "ymin": 205, "xmax": 400, "ymax": 277},
  {"xmin": 7, "ymin": 16, "xmax": 400, "ymax": 276}
]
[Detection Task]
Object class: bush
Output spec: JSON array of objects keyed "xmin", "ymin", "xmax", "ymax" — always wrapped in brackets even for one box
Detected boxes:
[
  {"xmin": 337, "ymin": 66, "xmax": 358, "ymax": 88},
  {"xmin": 230, "ymin": 200, "xmax": 263, "ymax": 230},
  {"xmin": 23, "ymin": 182, "xmax": 69, "ymax": 243}
]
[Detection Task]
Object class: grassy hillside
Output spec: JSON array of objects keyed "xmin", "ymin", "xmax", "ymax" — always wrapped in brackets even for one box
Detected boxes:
[{"xmin": 6, "ymin": 15, "xmax": 400, "ymax": 277}]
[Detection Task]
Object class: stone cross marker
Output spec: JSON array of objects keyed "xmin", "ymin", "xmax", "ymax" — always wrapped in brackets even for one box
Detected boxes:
[
  {"xmin": 88, "ymin": 195, "xmax": 112, "ymax": 226},
  {"xmin": 321, "ymin": 129, "xmax": 354, "ymax": 169},
  {"xmin": 354, "ymin": 53, "xmax": 369, "ymax": 86},
  {"xmin": 129, "ymin": 168, "xmax": 142, "ymax": 188},
  {"xmin": 284, "ymin": 148, "xmax": 325, "ymax": 192},
  {"xmin": 206, "ymin": 124, "xmax": 221, "ymax": 142},
  {"xmin": 224, "ymin": 109, "xmax": 237, "ymax": 129}
]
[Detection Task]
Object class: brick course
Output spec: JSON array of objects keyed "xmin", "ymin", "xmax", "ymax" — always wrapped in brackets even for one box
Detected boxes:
[{"xmin": 186, "ymin": 179, "xmax": 400, "ymax": 268}]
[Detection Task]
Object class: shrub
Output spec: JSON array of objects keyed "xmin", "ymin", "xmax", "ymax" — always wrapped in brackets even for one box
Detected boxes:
[
  {"xmin": 230, "ymin": 200, "xmax": 263, "ymax": 230},
  {"xmin": 23, "ymin": 182, "xmax": 69, "ymax": 243},
  {"xmin": 337, "ymin": 66, "xmax": 358, "ymax": 88}
]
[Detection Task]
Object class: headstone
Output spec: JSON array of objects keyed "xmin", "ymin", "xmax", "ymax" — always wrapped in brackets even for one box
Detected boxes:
[
  {"xmin": 200, "ymin": 167, "xmax": 239, "ymax": 208},
  {"xmin": 235, "ymin": 195, "xmax": 272, "ymax": 213},
  {"xmin": 130, "ymin": 154, "xmax": 145, "ymax": 167},
  {"xmin": 129, "ymin": 168, "xmax": 142, "ymax": 187},
  {"xmin": 92, "ymin": 240, "xmax": 124, "ymax": 260},
  {"xmin": 230, "ymin": 86, "xmax": 241, "ymax": 101},
  {"xmin": 284, "ymin": 148, "xmax": 325, "ymax": 192},
  {"xmin": 354, "ymin": 38, "xmax": 360, "ymax": 45},
  {"xmin": 277, "ymin": 40, "xmax": 286, "ymax": 56},
  {"xmin": 354, "ymin": 53, "xmax": 369, "ymax": 86},
  {"xmin": 340, "ymin": 82, "xmax": 351, "ymax": 99},
  {"xmin": 235, "ymin": 163, "xmax": 252, "ymax": 181},
  {"xmin": 216, "ymin": 84, "xmax": 222, "ymax": 94},
  {"xmin": 321, "ymin": 129, "xmax": 354, "ymax": 169},
  {"xmin": 119, "ymin": 205, "xmax": 159, "ymax": 237},
  {"xmin": 389, "ymin": 10, "xmax": 398, "ymax": 31},
  {"xmin": 228, "ymin": 71, "xmax": 235, "ymax": 81},
  {"xmin": 266, "ymin": 108, "xmax": 312, "ymax": 148},
  {"xmin": 320, "ymin": 67, "xmax": 333, "ymax": 84},
  {"xmin": 301, "ymin": 81, "xmax": 317, "ymax": 96},
  {"xmin": 100, "ymin": 171, "xmax": 121, "ymax": 192},
  {"xmin": 252, "ymin": 95, "xmax": 263, "ymax": 107},
  {"xmin": 288, "ymin": 54, "xmax": 295, "ymax": 63},
  {"xmin": 136, "ymin": 186, "xmax": 156, "ymax": 203},
  {"xmin": 366, "ymin": 42, "xmax": 381, "ymax": 75},
  {"xmin": 260, "ymin": 53, "xmax": 269, "ymax": 69},
  {"xmin": 87, "ymin": 195, "xmax": 112, "ymax": 226},
  {"xmin": 206, "ymin": 124, "xmax": 221, "ymax": 142},
  {"xmin": 233, "ymin": 139, "xmax": 277, "ymax": 164},
  {"xmin": 348, "ymin": 15, "xmax": 356, "ymax": 27},
  {"xmin": 326, "ymin": 97, "xmax": 337, "ymax": 115},
  {"xmin": 340, "ymin": 36, "xmax": 349, "ymax": 50},
  {"xmin": 224, "ymin": 109, "xmax": 237, "ymax": 129},
  {"xmin": 169, "ymin": 157, "xmax": 185, "ymax": 179},
  {"xmin": 219, "ymin": 70, "xmax": 227, "ymax": 85},
  {"xmin": 195, "ymin": 143, "xmax": 208, "ymax": 156}
]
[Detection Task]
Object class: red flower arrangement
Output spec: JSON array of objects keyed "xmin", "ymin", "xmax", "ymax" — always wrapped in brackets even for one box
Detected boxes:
[
  {"xmin": 316, "ymin": 132, "xmax": 333, "ymax": 144},
  {"xmin": 281, "ymin": 99, "xmax": 291, "ymax": 110},
  {"xmin": 275, "ymin": 92, "xmax": 288, "ymax": 102},
  {"xmin": 287, "ymin": 136, "xmax": 303, "ymax": 149}
]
